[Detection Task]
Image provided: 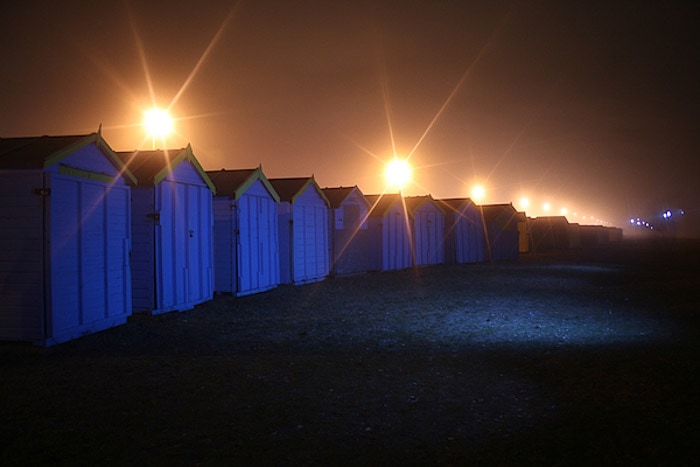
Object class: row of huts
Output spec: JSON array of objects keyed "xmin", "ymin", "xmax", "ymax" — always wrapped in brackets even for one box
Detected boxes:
[{"xmin": 0, "ymin": 132, "xmax": 618, "ymax": 345}]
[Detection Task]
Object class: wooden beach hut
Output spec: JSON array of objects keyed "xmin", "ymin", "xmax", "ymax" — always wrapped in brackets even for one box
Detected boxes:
[
  {"xmin": 269, "ymin": 176, "xmax": 330, "ymax": 285},
  {"xmin": 404, "ymin": 195, "xmax": 445, "ymax": 266},
  {"xmin": 0, "ymin": 132, "xmax": 136, "ymax": 345},
  {"xmin": 437, "ymin": 198, "xmax": 487, "ymax": 264},
  {"xmin": 481, "ymin": 203, "xmax": 522, "ymax": 261},
  {"xmin": 322, "ymin": 186, "xmax": 371, "ymax": 276},
  {"xmin": 117, "ymin": 145, "xmax": 215, "ymax": 314},
  {"xmin": 528, "ymin": 216, "xmax": 572, "ymax": 253},
  {"xmin": 365, "ymin": 193, "xmax": 413, "ymax": 271},
  {"xmin": 206, "ymin": 167, "xmax": 280, "ymax": 296}
]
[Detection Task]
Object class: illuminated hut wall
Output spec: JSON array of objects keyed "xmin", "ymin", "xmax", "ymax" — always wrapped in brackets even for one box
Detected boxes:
[
  {"xmin": 270, "ymin": 177, "xmax": 330, "ymax": 285},
  {"xmin": 207, "ymin": 167, "xmax": 280, "ymax": 296},
  {"xmin": 438, "ymin": 198, "xmax": 487, "ymax": 264},
  {"xmin": 481, "ymin": 203, "xmax": 522, "ymax": 262},
  {"xmin": 118, "ymin": 146, "xmax": 215, "ymax": 314},
  {"xmin": 404, "ymin": 195, "xmax": 446, "ymax": 266},
  {"xmin": 322, "ymin": 186, "xmax": 371, "ymax": 276},
  {"xmin": 0, "ymin": 133, "xmax": 135, "ymax": 346},
  {"xmin": 366, "ymin": 194, "xmax": 413, "ymax": 271}
]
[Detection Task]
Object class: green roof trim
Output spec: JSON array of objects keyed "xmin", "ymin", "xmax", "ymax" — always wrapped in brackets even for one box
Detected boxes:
[
  {"xmin": 42, "ymin": 132, "xmax": 138, "ymax": 186},
  {"xmin": 291, "ymin": 175, "xmax": 330, "ymax": 207},
  {"xmin": 152, "ymin": 144, "xmax": 216, "ymax": 194},
  {"xmin": 59, "ymin": 165, "xmax": 115, "ymax": 184},
  {"xmin": 234, "ymin": 166, "xmax": 280, "ymax": 203}
]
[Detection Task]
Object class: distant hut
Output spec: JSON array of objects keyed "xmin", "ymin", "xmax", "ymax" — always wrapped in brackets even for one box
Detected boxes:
[
  {"xmin": 269, "ymin": 176, "xmax": 330, "ymax": 285},
  {"xmin": 437, "ymin": 198, "xmax": 487, "ymax": 263},
  {"xmin": 528, "ymin": 216, "xmax": 571, "ymax": 253},
  {"xmin": 0, "ymin": 132, "xmax": 136, "ymax": 345},
  {"xmin": 322, "ymin": 186, "xmax": 371, "ymax": 276},
  {"xmin": 404, "ymin": 195, "xmax": 445, "ymax": 266},
  {"xmin": 117, "ymin": 146, "xmax": 215, "ymax": 314},
  {"xmin": 207, "ymin": 167, "xmax": 280, "ymax": 296},
  {"xmin": 365, "ymin": 193, "xmax": 413, "ymax": 271},
  {"xmin": 481, "ymin": 203, "xmax": 522, "ymax": 261}
]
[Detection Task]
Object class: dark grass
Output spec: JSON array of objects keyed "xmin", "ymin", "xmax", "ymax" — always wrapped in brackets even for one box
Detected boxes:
[{"xmin": 1, "ymin": 238, "xmax": 699, "ymax": 465}]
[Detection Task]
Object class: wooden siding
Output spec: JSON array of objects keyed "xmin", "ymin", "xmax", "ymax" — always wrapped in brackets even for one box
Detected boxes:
[
  {"xmin": 0, "ymin": 171, "xmax": 44, "ymax": 341},
  {"xmin": 212, "ymin": 196, "xmax": 235, "ymax": 293},
  {"xmin": 234, "ymin": 180, "xmax": 279, "ymax": 295},
  {"xmin": 329, "ymin": 190, "xmax": 369, "ymax": 276},
  {"xmin": 368, "ymin": 203, "xmax": 412, "ymax": 271},
  {"xmin": 412, "ymin": 204, "xmax": 445, "ymax": 266},
  {"xmin": 292, "ymin": 192, "xmax": 329, "ymax": 284},
  {"xmin": 154, "ymin": 179, "xmax": 213, "ymax": 314},
  {"xmin": 129, "ymin": 188, "xmax": 156, "ymax": 312},
  {"xmin": 47, "ymin": 173, "xmax": 131, "ymax": 345}
]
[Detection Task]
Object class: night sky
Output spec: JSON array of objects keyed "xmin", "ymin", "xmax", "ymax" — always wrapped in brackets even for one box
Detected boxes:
[{"xmin": 2, "ymin": 1, "xmax": 699, "ymax": 234}]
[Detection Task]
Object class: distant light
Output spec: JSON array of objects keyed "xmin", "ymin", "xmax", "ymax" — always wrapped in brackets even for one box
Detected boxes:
[
  {"xmin": 384, "ymin": 158, "xmax": 412, "ymax": 190},
  {"xmin": 143, "ymin": 107, "xmax": 174, "ymax": 148},
  {"xmin": 680, "ymin": 209, "xmax": 685, "ymax": 215},
  {"xmin": 560, "ymin": 207, "xmax": 568, "ymax": 216},
  {"xmin": 663, "ymin": 210, "xmax": 672, "ymax": 219},
  {"xmin": 518, "ymin": 197, "xmax": 530, "ymax": 209},
  {"xmin": 542, "ymin": 202, "xmax": 551, "ymax": 212},
  {"xmin": 630, "ymin": 218, "xmax": 635, "ymax": 224},
  {"xmin": 471, "ymin": 184, "xmax": 486, "ymax": 202}
]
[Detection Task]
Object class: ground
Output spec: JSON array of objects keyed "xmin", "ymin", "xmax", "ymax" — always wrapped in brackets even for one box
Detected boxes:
[{"xmin": 1, "ymin": 238, "xmax": 699, "ymax": 465}]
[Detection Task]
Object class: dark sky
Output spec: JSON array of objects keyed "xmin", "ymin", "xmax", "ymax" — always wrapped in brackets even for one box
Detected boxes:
[{"xmin": 2, "ymin": 1, "xmax": 699, "ymax": 233}]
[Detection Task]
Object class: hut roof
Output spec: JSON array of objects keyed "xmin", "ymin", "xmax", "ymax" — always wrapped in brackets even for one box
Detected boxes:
[
  {"xmin": 206, "ymin": 166, "xmax": 279, "ymax": 202},
  {"xmin": 117, "ymin": 144, "xmax": 215, "ymax": 193},
  {"xmin": 269, "ymin": 176, "xmax": 329, "ymax": 206},
  {"xmin": 0, "ymin": 132, "xmax": 136, "ymax": 184},
  {"xmin": 366, "ymin": 193, "xmax": 412, "ymax": 219},
  {"xmin": 321, "ymin": 186, "xmax": 369, "ymax": 209}
]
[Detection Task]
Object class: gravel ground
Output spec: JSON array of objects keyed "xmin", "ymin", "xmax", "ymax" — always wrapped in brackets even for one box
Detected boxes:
[{"xmin": 1, "ymin": 239, "xmax": 699, "ymax": 465}]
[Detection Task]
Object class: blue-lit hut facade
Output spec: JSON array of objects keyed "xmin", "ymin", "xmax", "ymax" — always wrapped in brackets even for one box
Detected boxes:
[
  {"xmin": 0, "ymin": 133, "xmax": 136, "ymax": 345},
  {"xmin": 269, "ymin": 176, "xmax": 330, "ymax": 285},
  {"xmin": 438, "ymin": 197, "xmax": 487, "ymax": 264},
  {"xmin": 481, "ymin": 203, "xmax": 523, "ymax": 261},
  {"xmin": 117, "ymin": 146, "xmax": 215, "ymax": 314},
  {"xmin": 365, "ymin": 193, "xmax": 413, "ymax": 271},
  {"xmin": 207, "ymin": 167, "xmax": 280, "ymax": 296},
  {"xmin": 322, "ymin": 186, "xmax": 371, "ymax": 276},
  {"xmin": 404, "ymin": 195, "xmax": 445, "ymax": 267}
]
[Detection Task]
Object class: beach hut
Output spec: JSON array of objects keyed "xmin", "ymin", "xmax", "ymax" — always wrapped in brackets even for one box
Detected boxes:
[
  {"xmin": 528, "ymin": 216, "xmax": 571, "ymax": 253},
  {"xmin": 206, "ymin": 167, "xmax": 280, "ymax": 296},
  {"xmin": 437, "ymin": 198, "xmax": 487, "ymax": 264},
  {"xmin": 322, "ymin": 186, "xmax": 371, "ymax": 276},
  {"xmin": 404, "ymin": 195, "xmax": 445, "ymax": 266},
  {"xmin": 117, "ymin": 145, "xmax": 215, "ymax": 314},
  {"xmin": 269, "ymin": 176, "xmax": 330, "ymax": 285},
  {"xmin": 0, "ymin": 132, "xmax": 136, "ymax": 345},
  {"xmin": 366, "ymin": 193, "xmax": 413, "ymax": 271},
  {"xmin": 481, "ymin": 203, "xmax": 522, "ymax": 261}
]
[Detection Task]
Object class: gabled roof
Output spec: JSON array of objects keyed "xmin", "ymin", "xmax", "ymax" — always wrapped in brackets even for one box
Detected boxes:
[
  {"xmin": 117, "ymin": 144, "xmax": 215, "ymax": 193},
  {"xmin": 206, "ymin": 166, "xmax": 279, "ymax": 202},
  {"xmin": 403, "ymin": 195, "xmax": 445, "ymax": 214},
  {"xmin": 530, "ymin": 215, "xmax": 569, "ymax": 225},
  {"xmin": 321, "ymin": 185, "xmax": 370, "ymax": 209},
  {"xmin": 481, "ymin": 203, "xmax": 525, "ymax": 224},
  {"xmin": 436, "ymin": 197, "xmax": 477, "ymax": 210},
  {"xmin": 0, "ymin": 132, "xmax": 137, "ymax": 184},
  {"xmin": 366, "ymin": 193, "xmax": 412, "ymax": 219},
  {"xmin": 269, "ymin": 176, "xmax": 330, "ymax": 207}
]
